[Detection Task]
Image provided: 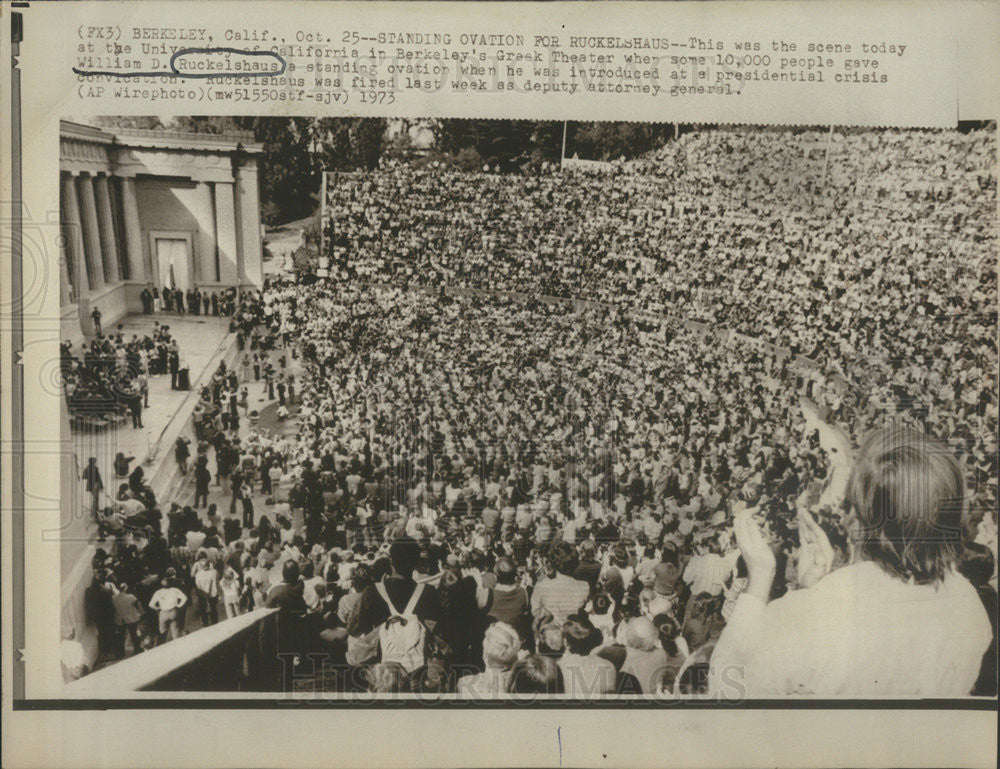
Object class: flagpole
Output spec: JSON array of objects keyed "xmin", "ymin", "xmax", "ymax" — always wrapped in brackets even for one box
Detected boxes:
[
  {"xmin": 319, "ymin": 169, "xmax": 328, "ymax": 272},
  {"xmin": 560, "ymin": 120, "xmax": 568, "ymax": 171}
]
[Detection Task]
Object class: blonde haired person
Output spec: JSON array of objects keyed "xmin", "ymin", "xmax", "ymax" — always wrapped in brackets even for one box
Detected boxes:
[
  {"xmin": 710, "ymin": 426, "xmax": 991, "ymax": 697},
  {"xmin": 456, "ymin": 621, "xmax": 522, "ymax": 698},
  {"xmin": 220, "ymin": 567, "xmax": 241, "ymax": 619},
  {"xmin": 620, "ymin": 617, "xmax": 669, "ymax": 694},
  {"xmin": 367, "ymin": 661, "xmax": 411, "ymax": 694}
]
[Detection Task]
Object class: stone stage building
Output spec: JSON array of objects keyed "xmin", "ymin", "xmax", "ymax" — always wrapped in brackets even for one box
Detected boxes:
[{"xmin": 59, "ymin": 120, "xmax": 264, "ymax": 342}]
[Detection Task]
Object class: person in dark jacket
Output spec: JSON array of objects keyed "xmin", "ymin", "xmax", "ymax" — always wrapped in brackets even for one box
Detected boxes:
[
  {"xmin": 82, "ymin": 457, "xmax": 104, "ymax": 517},
  {"xmin": 84, "ymin": 572, "xmax": 117, "ymax": 661},
  {"xmin": 114, "ymin": 452, "xmax": 134, "ymax": 478},
  {"xmin": 168, "ymin": 348, "xmax": 180, "ymax": 390},
  {"xmin": 484, "ymin": 557, "xmax": 531, "ymax": 642},
  {"xmin": 175, "ymin": 436, "xmax": 191, "ymax": 475},
  {"xmin": 241, "ymin": 491, "xmax": 255, "ymax": 530},
  {"xmin": 265, "ymin": 560, "xmax": 310, "ymax": 664},
  {"xmin": 194, "ymin": 456, "xmax": 212, "ymax": 509},
  {"xmin": 128, "ymin": 389, "xmax": 144, "ymax": 429},
  {"xmin": 573, "ymin": 540, "xmax": 602, "ymax": 590},
  {"xmin": 128, "ymin": 464, "xmax": 146, "ymax": 497}
]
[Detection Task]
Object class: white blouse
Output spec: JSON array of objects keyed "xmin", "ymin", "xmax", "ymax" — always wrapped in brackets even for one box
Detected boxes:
[{"xmin": 709, "ymin": 561, "xmax": 991, "ymax": 697}]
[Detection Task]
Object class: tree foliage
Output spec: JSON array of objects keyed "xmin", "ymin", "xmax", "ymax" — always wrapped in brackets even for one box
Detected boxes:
[
  {"xmin": 431, "ymin": 120, "xmax": 676, "ymax": 169},
  {"xmin": 432, "ymin": 120, "xmax": 544, "ymax": 171},
  {"xmin": 567, "ymin": 122, "xmax": 676, "ymax": 162},
  {"xmin": 90, "ymin": 116, "xmax": 677, "ymax": 226}
]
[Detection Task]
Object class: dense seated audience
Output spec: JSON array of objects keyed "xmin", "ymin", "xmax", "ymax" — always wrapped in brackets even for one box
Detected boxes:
[
  {"xmin": 327, "ymin": 127, "xmax": 997, "ymax": 519},
  {"xmin": 74, "ymin": 126, "xmax": 997, "ymax": 698}
]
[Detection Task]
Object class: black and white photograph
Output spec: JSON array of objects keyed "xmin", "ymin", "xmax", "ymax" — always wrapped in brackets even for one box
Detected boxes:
[{"xmin": 54, "ymin": 115, "xmax": 997, "ymax": 700}]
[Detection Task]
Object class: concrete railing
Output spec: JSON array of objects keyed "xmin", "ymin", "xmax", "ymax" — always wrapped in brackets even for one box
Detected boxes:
[{"xmin": 65, "ymin": 608, "xmax": 279, "ymax": 694}]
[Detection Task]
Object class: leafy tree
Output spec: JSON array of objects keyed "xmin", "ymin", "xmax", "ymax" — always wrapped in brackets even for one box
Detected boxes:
[
  {"xmin": 565, "ymin": 122, "xmax": 676, "ymax": 162},
  {"xmin": 351, "ymin": 118, "xmax": 388, "ymax": 169},
  {"xmin": 453, "ymin": 147, "xmax": 484, "ymax": 172},
  {"xmin": 433, "ymin": 119, "xmax": 549, "ymax": 171},
  {"xmin": 431, "ymin": 120, "xmax": 677, "ymax": 168},
  {"xmin": 314, "ymin": 117, "xmax": 388, "ymax": 171},
  {"xmin": 291, "ymin": 242, "xmax": 319, "ymax": 274},
  {"xmin": 252, "ymin": 117, "xmax": 319, "ymax": 225},
  {"xmin": 382, "ymin": 132, "xmax": 417, "ymax": 163}
]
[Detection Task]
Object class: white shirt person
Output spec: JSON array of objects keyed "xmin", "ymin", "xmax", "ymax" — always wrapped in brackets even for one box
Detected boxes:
[
  {"xmin": 710, "ymin": 427, "xmax": 992, "ymax": 697},
  {"xmin": 711, "ymin": 559, "xmax": 989, "ymax": 697}
]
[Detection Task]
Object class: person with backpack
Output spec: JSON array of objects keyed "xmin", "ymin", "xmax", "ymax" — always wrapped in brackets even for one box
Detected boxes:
[{"xmin": 347, "ymin": 536, "xmax": 441, "ymax": 675}]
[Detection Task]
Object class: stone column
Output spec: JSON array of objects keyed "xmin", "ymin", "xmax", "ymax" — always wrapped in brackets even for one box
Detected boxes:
[
  {"xmin": 58, "ymin": 243, "xmax": 73, "ymax": 306},
  {"xmin": 57, "ymin": 176, "xmax": 73, "ymax": 306},
  {"xmin": 119, "ymin": 177, "xmax": 147, "ymax": 283},
  {"xmin": 76, "ymin": 175, "xmax": 105, "ymax": 292},
  {"xmin": 195, "ymin": 182, "xmax": 217, "ymax": 283},
  {"xmin": 94, "ymin": 175, "xmax": 120, "ymax": 283},
  {"xmin": 62, "ymin": 175, "xmax": 92, "ymax": 334},
  {"xmin": 236, "ymin": 162, "xmax": 263, "ymax": 287},
  {"xmin": 214, "ymin": 182, "xmax": 239, "ymax": 286}
]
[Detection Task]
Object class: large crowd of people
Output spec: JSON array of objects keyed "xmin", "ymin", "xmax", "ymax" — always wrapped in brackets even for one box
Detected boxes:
[
  {"xmin": 70, "ymin": 126, "xmax": 997, "ymax": 699},
  {"xmin": 327, "ymin": 127, "xmax": 996, "ymax": 515}
]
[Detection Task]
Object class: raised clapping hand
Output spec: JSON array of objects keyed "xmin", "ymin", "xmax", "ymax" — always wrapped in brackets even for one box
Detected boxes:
[
  {"xmin": 795, "ymin": 506, "xmax": 835, "ymax": 589},
  {"xmin": 733, "ymin": 507, "xmax": 776, "ymax": 602}
]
